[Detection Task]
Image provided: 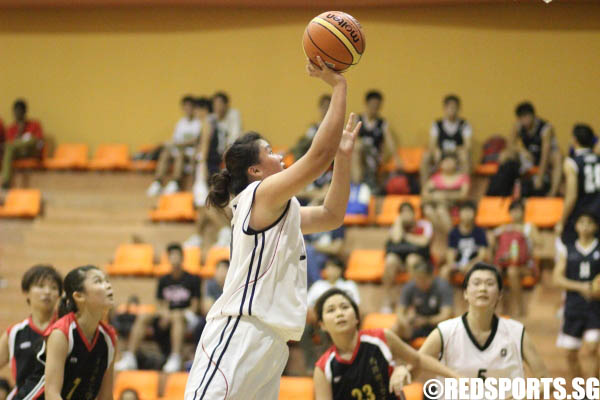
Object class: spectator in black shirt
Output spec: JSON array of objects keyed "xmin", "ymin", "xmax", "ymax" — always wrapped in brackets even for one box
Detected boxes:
[{"xmin": 115, "ymin": 243, "xmax": 201, "ymax": 373}]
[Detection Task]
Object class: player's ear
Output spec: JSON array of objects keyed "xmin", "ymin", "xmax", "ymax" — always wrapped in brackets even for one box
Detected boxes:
[
  {"xmin": 72, "ymin": 290, "xmax": 85, "ymax": 305},
  {"xmin": 247, "ymin": 165, "xmax": 262, "ymax": 181}
]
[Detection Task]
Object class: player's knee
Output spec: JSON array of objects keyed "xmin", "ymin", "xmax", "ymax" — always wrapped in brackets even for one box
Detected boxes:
[{"xmin": 580, "ymin": 341, "xmax": 599, "ymax": 358}]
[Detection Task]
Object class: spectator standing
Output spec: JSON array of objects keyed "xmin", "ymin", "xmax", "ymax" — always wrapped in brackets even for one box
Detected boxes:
[
  {"xmin": 421, "ymin": 94, "xmax": 473, "ymax": 187},
  {"xmin": 512, "ymin": 101, "xmax": 562, "ymax": 197}
]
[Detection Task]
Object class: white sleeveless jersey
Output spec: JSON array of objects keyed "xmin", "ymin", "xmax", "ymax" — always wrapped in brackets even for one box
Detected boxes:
[
  {"xmin": 437, "ymin": 314, "xmax": 525, "ymax": 379},
  {"xmin": 207, "ymin": 181, "xmax": 308, "ymax": 341}
]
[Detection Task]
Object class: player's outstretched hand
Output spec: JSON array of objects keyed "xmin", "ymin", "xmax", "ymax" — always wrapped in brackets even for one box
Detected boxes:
[
  {"xmin": 306, "ymin": 56, "xmax": 346, "ymax": 87},
  {"xmin": 389, "ymin": 364, "xmax": 411, "ymax": 396},
  {"xmin": 337, "ymin": 112, "xmax": 361, "ymax": 158}
]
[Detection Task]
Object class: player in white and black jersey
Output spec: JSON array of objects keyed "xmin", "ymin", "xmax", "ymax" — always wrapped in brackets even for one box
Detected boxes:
[
  {"xmin": 0, "ymin": 265, "xmax": 62, "ymax": 400},
  {"xmin": 420, "ymin": 263, "xmax": 549, "ymax": 381},
  {"xmin": 554, "ymin": 212, "xmax": 600, "ymax": 380},
  {"xmin": 185, "ymin": 57, "xmax": 362, "ymax": 400}
]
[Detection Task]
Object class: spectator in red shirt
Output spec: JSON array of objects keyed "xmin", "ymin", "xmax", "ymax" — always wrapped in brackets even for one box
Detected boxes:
[{"xmin": 1, "ymin": 100, "xmax": 44, "ymax": 189}]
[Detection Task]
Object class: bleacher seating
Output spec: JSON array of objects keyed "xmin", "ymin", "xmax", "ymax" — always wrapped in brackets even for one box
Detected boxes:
[
  {"xmin": 159, "ymin": 372, "xmax": 188, "ymax": 400},
  {"xmin": 376, "ymin": 195, "xmax": 421, "ymax": 226},
  {"xmin": 344, "ymin": 197, "xmax": 375, "ymax": 226},
  {"xmin": 524, "ymin": 197, "xmax": 563, "ymax": 228},
  {"xmin": 475, "ymin": 196, "xmax": 512, "ymax": 228},
  {"xmin": 106, "ymin": 243, "xmax": 155, "ymax": 276},
  {"xmin": 114, "ymin": 370, "xmax": 159, "ymax": 400},
  {"xmin": 0, "ymin": 189, "xmax": 41, "ymax": 218},
  {"xmin": 200, "ymin": 246, "xmax": 230, "ymax": 278},
  {"xmin": 149, "ymin": 192, "xmax": 196, "ymax": 222},
  {"xmin": 44, "ymin": 143, "xmax": 88, "ymax": 170},
  {"xmin": 279, "ymin": 376, "xmax": 314, "ymax": 400},
  {"xmin": 154, "ymin": 246, "xmax": 202, "ymax": 276},
  {"xmin": 361, "ymin": 313, "xmax": 397, "ymax": 330},
  {"xmin": 89, "ymin": 144, "xmax": 131, "ymax": 171}
]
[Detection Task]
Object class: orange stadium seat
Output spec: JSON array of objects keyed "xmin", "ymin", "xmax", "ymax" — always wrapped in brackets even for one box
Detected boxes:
[
  {"xmin": 106, "ymin": 243, "xmax": 155, "ymax": 276},
  {"xmin": 0, "ymin": 189, "xmax": 42, "ymax": 218},
  {"xmin": 475, "ymin": 197, "xmax": 512, "ymax": 228},
  {"xmin": 130, "ymin": 145, "xmax": 158, "ymax": 172},
  {"xmin": 524, "ymin": 197, "xmax": 563, "ymax": 228},
  {"xmin": 13, "ymin": 141, "xmax": 50, "ymax": 169},
  {"xmin": 345, "ymin": 249, "xmax": 385, "ymax": 282},
  {"xmin": 43, "ymin": 143, "xmax": 88, "ymax": 170},
  {"xmin": 402, "ymin": 382, "xmax": 424, "ymax": 400},
  {"xmin": 199, "ymin": 246, "xmax": 230, "ymax": 278},
  {"xmin": 344, "ymin": 197, "xmax": 376, "ymax": 226},
  {"xmin": 115, "ymin": 303, "xmax": 157, "ymax": 315},
  {"xmin": 154, "ymin": 247, "xmax": 202, "ymax": 276},
  {"xmin": 380, "ymin": 147, "xmax": 425, "ymax": 174},
  {"xmin": 114, "ymin": 370, "xmax": 159, "ymax": 400},
  {"xmin": 88, "ymin": 144, "xmax": 131, "ymax": 170},
  {"xmin": 376, "ymin": 195, "xmax": 421, "ymax": 226},
  {"xmin": 279, "ymin": 376, "xmax": 314, "ymax": 400},
  {"xmin": 159, "ymin": 372, "xmax": 188, "ymax": 400},
  {"xmin": 149, "ymin": 192, "xmax": 196, "ymax": 222},
  {"xmin": 361, "ymin": 313, "xmax": 397, "ymax": 330},
  {"xmin": 475, "ymin": 163, "xmax": 499, "ymax": 176}
]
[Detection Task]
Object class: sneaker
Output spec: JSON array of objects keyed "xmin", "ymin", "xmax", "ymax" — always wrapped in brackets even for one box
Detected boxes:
[
  {"xmin": 184, "ymin": 233, "xmax": 203, "ymax": 248},
  {"xmin": 163, "ymin": 180, "xmax": 180, "ymax": 195},
  {"xmin": 162, "ymin": 353, "xmax": 182, "ymax": 373},
  {"xmin": 146, "ymin": 181, "xmax": 162, "ymax": 197},
  {"xmin": 115, "ymin": 351, "xmax": 137, "ymax": 371}
]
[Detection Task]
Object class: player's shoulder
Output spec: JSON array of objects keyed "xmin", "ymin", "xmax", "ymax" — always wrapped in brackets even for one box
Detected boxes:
[
  {"xmin": 315, "ymin": 345, "xmax": 336, "ymax": 371},
  {"xmin": 6, "ymin": 317, "xmax": 30, "ymax": 336},
  {"xmin": 359, "ymin": 328, "xmax": 387, "ymax": 343},
  {"xmin": 99, "ymin": 321, "xmax": 118, "ymax": 347},
  {"xmin": 437, "ymin": 315, "xmax": 462, "ymax": 335},
  {"xmin": 48, "ymin": 312, "xmax": 76, "ymax": 339},
  {"xmin": 498, "ymin": 316, "xmax": 524, "ymax": 332}
]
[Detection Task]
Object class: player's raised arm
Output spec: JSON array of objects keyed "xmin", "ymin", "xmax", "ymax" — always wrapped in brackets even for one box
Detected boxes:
[
  {"xmin": 300, "ymin": 114, "xmax": 361, "ymax": 234},
  {"xmin": 250, "ymin": 57, "xmax": 347, "ymax": 231}
]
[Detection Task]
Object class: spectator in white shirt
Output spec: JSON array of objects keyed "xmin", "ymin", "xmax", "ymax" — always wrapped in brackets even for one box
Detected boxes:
[
  {"xmin": 212, "ymin": 91, "xmax": 242, "ymax": 152},
  {"xmin": 147, "ymin": 95, "xmax": 202, "ymax": 197}
]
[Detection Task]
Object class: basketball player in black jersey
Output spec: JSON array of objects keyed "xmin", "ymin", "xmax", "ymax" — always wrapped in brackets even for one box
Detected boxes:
[
  {"xmin": 554, "ymin": 212, "xmax": 600, "ymax": 380},
  {"xmin": 0, "ymin": 265, "xmax": 62, "ymax": 400},
  {"xmin": 421, "ymin": 94, "xmax": 472, "ymax": 187},
  {"xmin": 512, "ymin": 101, "xmax": 562, "ymax": 196},
  {"xmin": 313, "ymin": 288, "xmax": 459, "ymax": 400},
  {"xmin": 557, "ymin": 124, "xmax": 600, "ymax": 245},
  {"xmin": 15, "ymin": 266, "xmax": 116, "ymax": 400},
  {"xmin": 356, "ymin": 90, "xmax": 400, "ymax": 192}
]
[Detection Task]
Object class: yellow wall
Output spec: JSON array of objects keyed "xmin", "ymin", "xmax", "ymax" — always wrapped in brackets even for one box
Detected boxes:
[{"xmin": 0, "ymin": 4, "xmax": 599, "ymax": 154}]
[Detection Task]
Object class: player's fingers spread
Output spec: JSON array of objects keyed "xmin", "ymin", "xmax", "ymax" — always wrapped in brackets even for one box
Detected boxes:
[
  {"xmin": 353, "ymin": 121, "xmax": 363, "ymax": 134},
  {"xmin": 316, "ymin": 55, "xmax": 327, "ymax": 69},
  {"xmin": 345, "ymin": 113, "xmax": 355, "ymax": 131}
]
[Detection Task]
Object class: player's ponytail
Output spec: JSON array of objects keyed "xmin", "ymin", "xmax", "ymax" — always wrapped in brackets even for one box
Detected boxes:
[
  {"xmin": 207, "ymin": 132, "xmax": 263, "ymax": 209},
  {"xmin": 58, "ymin": 265, "xmax": 99, "ymax": 317}
]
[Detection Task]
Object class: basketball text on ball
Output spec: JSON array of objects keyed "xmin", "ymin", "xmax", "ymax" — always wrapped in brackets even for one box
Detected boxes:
[
  {"xmin": 325, "ymin": 13, "xmax": 361, "ymax": 43},
  {"xmin": 310, "ymin": 17, "xmax": 362, "ymax": 65}
]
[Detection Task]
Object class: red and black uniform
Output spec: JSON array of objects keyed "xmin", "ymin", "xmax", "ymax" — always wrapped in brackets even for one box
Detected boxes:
[
  {"xmin": 15, "ymin": 312, "xmax": 116, "ymax": 400},
  {"xmin": 316, "ymin": 329, "xmax": 398, "ymax": 400},
  {"xmin": 6, "ymin": 317, "xmax": 56, "ymax": 400}
]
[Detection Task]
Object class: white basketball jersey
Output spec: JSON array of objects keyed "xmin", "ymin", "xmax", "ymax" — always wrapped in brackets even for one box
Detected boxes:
[
  {"xmin": 207, "ymin": 181, "xmax": 308, "ymax": 341},
  {"xmin": 437, "ymin": 314, "xmax": 525, "ymax": 379}
]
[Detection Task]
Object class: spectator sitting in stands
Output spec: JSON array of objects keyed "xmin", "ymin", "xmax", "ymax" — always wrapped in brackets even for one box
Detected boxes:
[
  {"xmin": 147, "ymin": 95, "xmax": 201, "ymax": 197},
  {"xmin": 191, "ymin": 97, "xmax": 216, "ymax": 207},
  {"xmin": 394, "ymin": 261, "xmax": 453, "ymax": 343},
  {"xmin": 382, "ymin": 202, "xmax": 433, "ymax": 312},
  {"xmin": 485, "ymin": 147, "xmax": 522, "ymax": 197},
  {"xmin": 420, "ymin": 94, "xmax": 472, "ymax": 187},
  {"xmin": 307, "ymin": 256, "xmax": 360, "ymax": 309},
  {"xmin": 0, "ymin": 379, "xmax": 11, "ymax": 400},
  {"xmin": 304, "ymin": 224, "xmax": 346, "ymax": 289},
  {"xmin": 291, "ymin": 94, "xmax": 331, "ymax": 161},
  {"xmin": 115, "ymin": 243, "xmax": 201, "ymax": 373},
  {"xmin": 1, "ymin": 99, "xmax": 44, "ymax": 190},
  {"xmin": 440, "ymin": 201, "xmax": 488, "ymax": 281},
  {"xmin": 422, "ymin": 153, "xmax": 470, "ymax": 232},
  {"xmin": 489, "ymin": 199, "xmax": 539, "ymax": 317},
  {"xmin": 356, "ymin": 90, "xmax": 401, "ymax": 193},
  {"xmin": 212, "ymin": 91, "xmax": 242, "ymax": 153},
  {"xmin": 512, "ymin": 101, "xmax": 562, "ymax": 197}
]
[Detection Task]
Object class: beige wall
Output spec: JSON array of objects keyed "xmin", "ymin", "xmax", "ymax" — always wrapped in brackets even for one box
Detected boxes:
[{"xmin": 0, "ymin": 3, "xmax": 599, "ymax": 154}]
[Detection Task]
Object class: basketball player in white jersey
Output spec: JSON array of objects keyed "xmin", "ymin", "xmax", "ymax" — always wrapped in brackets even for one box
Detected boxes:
[
  {"xmin": 185, "ymin": 57, "xmax": 361, "ymax": 400},
  {"xmin": 419, "ymin": 263, "xmax": 548, "ymax": 381}
]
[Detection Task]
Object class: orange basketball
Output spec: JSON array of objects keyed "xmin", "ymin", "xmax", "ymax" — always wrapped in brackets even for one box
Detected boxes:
[{"xmin": 302, "ymin": 11, "xmax": 366, "ymax": 73}]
